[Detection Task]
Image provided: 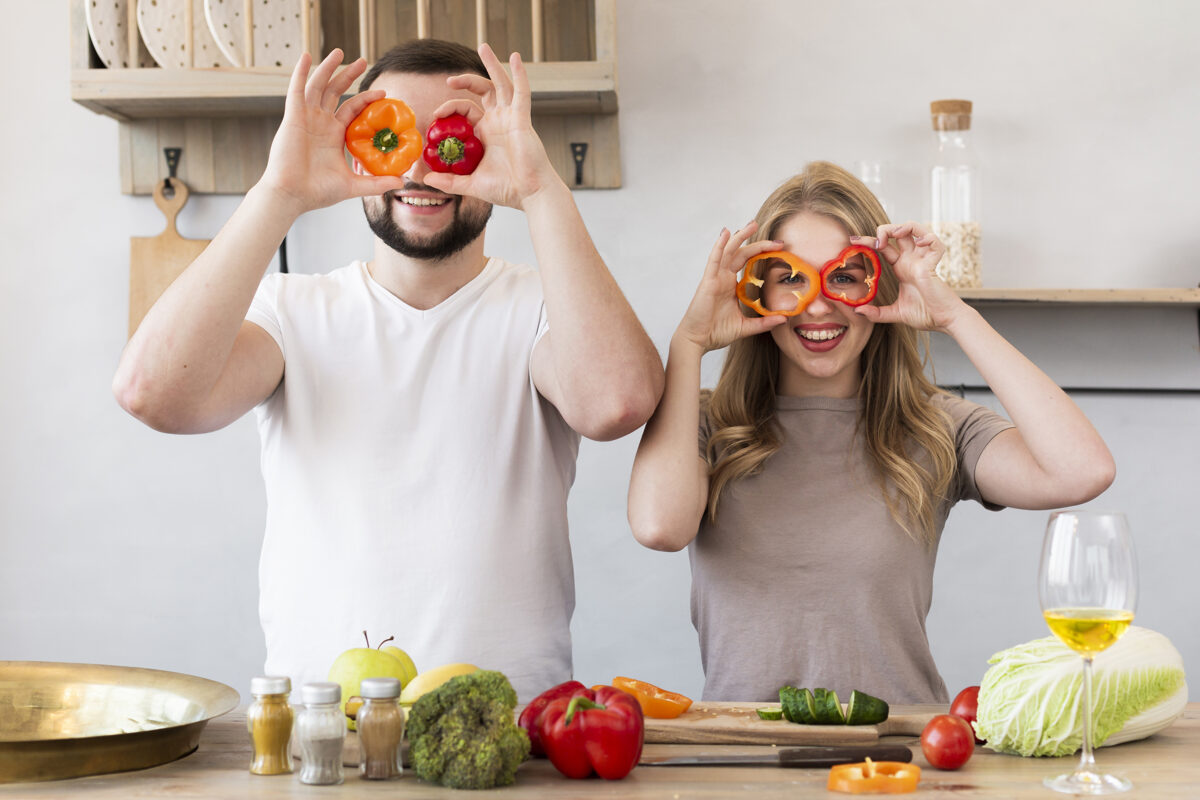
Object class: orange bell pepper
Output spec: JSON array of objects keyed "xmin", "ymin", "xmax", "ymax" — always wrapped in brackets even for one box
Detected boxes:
[
  {"xmin": 736, "ymin": 251, "xmax": 821, "ymax": 317},
  {"xmin": 828, "ymin": 759, "xmax": 921, "ymax": 794},
  {"xmin": 611, "ymin": 677, "xmax": 693, "ymax": 719},
  {"xmin": 345, "ymin": 98, "xmax": 423, "ymax": 177}
]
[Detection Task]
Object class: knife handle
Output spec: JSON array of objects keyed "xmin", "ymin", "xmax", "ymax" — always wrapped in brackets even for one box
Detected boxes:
[{"xmin": 777, "ymin": 745, "xmax": 913, "ymax": 767}]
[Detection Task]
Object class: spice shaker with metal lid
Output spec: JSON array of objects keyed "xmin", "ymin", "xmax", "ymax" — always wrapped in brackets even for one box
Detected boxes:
[
  {"xmin": 357, "ymin": 677, "xmax": 404, "ymax": 779},
  {"xmin": 247, "ymin": 676, "xmax": 293, "ymax": 775},
  {"xmin": 925, "ymin": 99, "xmax": 982, "ymax": 288},
  {"xmin": 296, "ymin": 681, "xmax": 345, "ymax": 785}
]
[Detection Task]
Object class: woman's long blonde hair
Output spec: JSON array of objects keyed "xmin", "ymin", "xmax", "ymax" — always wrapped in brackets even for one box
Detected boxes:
[{"xmin": 705, "ymin": 161, "xmax": 956, "ymax": 545}]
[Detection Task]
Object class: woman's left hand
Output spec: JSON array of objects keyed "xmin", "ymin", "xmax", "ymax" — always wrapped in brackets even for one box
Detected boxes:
[{"xmin": 851, "ymin": 222, "xmax": 968, "ymax": 332}]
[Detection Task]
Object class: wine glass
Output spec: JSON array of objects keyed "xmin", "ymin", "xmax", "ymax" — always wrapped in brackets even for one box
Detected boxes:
[{"xmin": 1038, "ymin": 510, "xmax": 1138, "ymax": 794}]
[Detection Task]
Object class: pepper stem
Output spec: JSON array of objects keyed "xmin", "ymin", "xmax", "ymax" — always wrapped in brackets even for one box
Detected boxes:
[
  {"xmin": 437, "ymin": 137, "xmax": 466, "ymax": 165},
  {"xmin": 564, "ymin": 695, "xmax": 605, "ymax": 726},
  {"xmin": 373, "ymin": 127, "xmax": 400, "ymax": 153}
]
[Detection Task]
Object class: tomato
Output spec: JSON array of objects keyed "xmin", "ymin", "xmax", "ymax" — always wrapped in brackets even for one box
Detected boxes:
[
  {"xmin": 949, "ymin": 685, "xmax": 985, "ymax": 744},
  {"xmin": 920, "ymin": 714, "xmax": 974, "ymax": 770}
]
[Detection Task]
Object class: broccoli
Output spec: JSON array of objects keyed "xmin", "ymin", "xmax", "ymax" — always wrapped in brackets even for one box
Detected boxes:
[{"xmin": 406, "ymin": 669, "xmax": 530, "ymax": 789}]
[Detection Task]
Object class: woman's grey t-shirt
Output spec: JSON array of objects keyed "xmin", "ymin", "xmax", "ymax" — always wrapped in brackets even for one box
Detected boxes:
[{"xmin": 690, "ymin": 392, "xmax": 1013, "ymax": 703}]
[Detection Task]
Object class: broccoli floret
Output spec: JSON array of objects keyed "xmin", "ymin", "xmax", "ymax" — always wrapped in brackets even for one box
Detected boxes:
[{"xmin": 406, "ymin": 669, "xmax": 530, "ymax": 789}]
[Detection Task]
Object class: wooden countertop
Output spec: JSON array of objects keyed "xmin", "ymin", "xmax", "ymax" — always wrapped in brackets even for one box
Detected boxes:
[{"xmin": 2, "ymin": 704, "xmax": 1197, "ymax": 798}]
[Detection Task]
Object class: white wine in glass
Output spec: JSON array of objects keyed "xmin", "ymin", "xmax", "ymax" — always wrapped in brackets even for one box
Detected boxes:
[{"xmin": 1038, "ymin": 510, "xmax": 1138, "ymax": 795}]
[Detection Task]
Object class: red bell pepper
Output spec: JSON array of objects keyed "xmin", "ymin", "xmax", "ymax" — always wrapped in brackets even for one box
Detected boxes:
[
  {"xmin": 422, "ymin": 113, "xmax": 485, "ymax": 175},
  {"xmin": 538, "ymin": 686, "xmax": 644, "ymax": 780},
  {"xmin": 518, "ymin": 680, "xmax": 587, "ymax": 757}
]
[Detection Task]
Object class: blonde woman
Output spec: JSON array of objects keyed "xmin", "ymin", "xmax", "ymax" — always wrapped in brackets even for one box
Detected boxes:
[{"xmin": 627, "ymin": 161, "xmax": 1114, "ymax": 703}]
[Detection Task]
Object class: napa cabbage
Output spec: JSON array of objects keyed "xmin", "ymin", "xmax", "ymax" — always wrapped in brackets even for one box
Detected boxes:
[{"xmin": 974, "ymin": 626, "xmax": 1186, "ymax": 757}]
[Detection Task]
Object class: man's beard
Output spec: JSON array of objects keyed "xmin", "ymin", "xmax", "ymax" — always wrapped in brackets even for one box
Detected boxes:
[{"xmin": 364, "ymin": 189, "xmax": 492, "ymax": 260}]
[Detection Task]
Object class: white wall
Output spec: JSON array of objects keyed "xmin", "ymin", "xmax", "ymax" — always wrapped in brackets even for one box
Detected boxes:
[{"xmin": 3, "ymin": 1, "xmax": 1197, "ymax": 705}]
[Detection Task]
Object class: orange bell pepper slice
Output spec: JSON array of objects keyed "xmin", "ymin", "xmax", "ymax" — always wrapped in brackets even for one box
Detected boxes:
[
  {"xmin": 828, "ymin": 759, "xmax": 921, "ymax": 794},
  {"xmin": 736, "ymin": 251, "xmax": 821, "ymax": 317},
  {"xmin": 345, "ymin": 97, "xmax": 423, "ymax": 177},
  {"xmin": 611, "ymin": 677, "xmax": 693, "ymax": 719}
]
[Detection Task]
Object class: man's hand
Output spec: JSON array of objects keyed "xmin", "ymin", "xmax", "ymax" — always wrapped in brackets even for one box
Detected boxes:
[
  {"xmin": 420, "ymin": 44, "xmax": 562, "ymax": 210},
  {"xmin": 260, "ymin": 49, "xmax": 406, "ymax": 218}
]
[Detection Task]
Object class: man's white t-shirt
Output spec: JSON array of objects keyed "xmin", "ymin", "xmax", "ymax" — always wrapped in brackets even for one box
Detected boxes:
[{"xmin": 245, "ymin": 258, "xmax": 580, "ymax": 701}]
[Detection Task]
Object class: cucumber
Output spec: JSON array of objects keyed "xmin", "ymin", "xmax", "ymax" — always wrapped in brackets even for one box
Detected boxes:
[
  {"xmin": 778, "ymin": 686, "xmax": 820, "ymax": 724},
  {"xmin": 844, "ymin": 689, "xmax": 890, "ymax": 725},
  {"xmin": 812, "ymin": 688, "xmax": 845, "ymax": 724},
  {"xmin": 756, "ymin": 707, "xmax": 784, "ymax": 720},
  {"xmin": 778, "ymin": 686, "xmax": 804, "ymax": 723}
]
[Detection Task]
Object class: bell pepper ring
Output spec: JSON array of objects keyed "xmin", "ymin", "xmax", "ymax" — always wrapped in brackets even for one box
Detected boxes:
[
  {"xmin": 345, "ymin": 97, "xmax": 423, "ymax": 177},
  {"xmin": 423, "ymin": 113, "xmax": 485, "ymax": 175},
  {"xmin": 828, "ymin": 758, "xmax": 921, "ymax": 794},
  {"xmin": 538, "ymin": 686, "xmax": 644, "ymax": 781},
  {"xmin": 737, "ymin": 251, "xmax": 821, "ymax": 317},
  {"xmin": 518, "ymin": 680, "xmax": 588, "ymax": 757},
  {"xmin": 611, "ymin": 676, "xmax": 693, "ymax": 719},
  {"xmin": 820, "ymin": 245, "xmax": 882, "ymax": 307},
  {"xmin": 736, "ymin": 245, "xmax": 882, "ymax": 316}
]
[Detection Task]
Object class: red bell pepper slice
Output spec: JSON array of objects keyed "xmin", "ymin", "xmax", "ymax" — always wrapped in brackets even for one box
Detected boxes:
[
  {"xmin": 820, "ymin": 245, "xmax": 881, "ymax": 307},
  {"xmin": 518, "ymin": 680, "xmax": 587, "ymax": 757},
  {"xmin": 422, "ymin": 113, "xmax": 485, "ymax": 175},
  {"xmin": 538, "ymin": 686, "xmax": 644, "ymax": 780}
]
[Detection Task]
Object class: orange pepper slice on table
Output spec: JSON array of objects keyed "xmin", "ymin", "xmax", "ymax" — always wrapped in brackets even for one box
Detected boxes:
[
  {"xmin": 345, "ymin": 97, "xmax": 423, "ymax": 177},
  {"xmin": 828, "ymin": 759, "xmax": 921, "ymax": 794},
  {"xmin": 611, "ymin": 676, "xmax": 693, "ymax": 719}
]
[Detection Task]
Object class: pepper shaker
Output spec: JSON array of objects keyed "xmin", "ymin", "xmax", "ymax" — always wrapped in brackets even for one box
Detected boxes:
[{"xmin": 357, "ymin": 677, "xmax": 404, "ymax": 779}]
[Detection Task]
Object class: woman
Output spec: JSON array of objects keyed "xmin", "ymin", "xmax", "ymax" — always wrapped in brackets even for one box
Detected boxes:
[{"xmin": 627, "ymin": 161, "xmax": 1114, "ymax": 703}]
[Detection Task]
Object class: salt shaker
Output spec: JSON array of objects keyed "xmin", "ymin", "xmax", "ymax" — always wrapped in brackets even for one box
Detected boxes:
[
  {"xmin": 925, "ymin": 99, "xmax": 982, "ymax": 288},
  {"xmin": 247, "ymin": 676, "xmax": 293, "ymax": 775},
  {"xmin": 357, "ymin": 677, "xmax": 404, "ymax": 779},
  {"xmin": 295, "ymin": 681, "xmax": 345, "ymax": 785}
]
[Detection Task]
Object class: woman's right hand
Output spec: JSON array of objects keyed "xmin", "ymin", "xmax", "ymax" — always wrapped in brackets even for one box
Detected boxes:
[
  {"xmin": 674, "ymin": 222, "xmax": 789, "ymax": 353},
  {"xmin": 259, "ymin": 49, "xmax": 406, "ymax": 217}
]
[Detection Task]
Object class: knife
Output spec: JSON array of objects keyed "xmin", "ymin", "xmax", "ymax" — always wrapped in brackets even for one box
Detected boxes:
[{"xmin": 640, "ymin": 744, "xmax": 913, "ymax": 768}]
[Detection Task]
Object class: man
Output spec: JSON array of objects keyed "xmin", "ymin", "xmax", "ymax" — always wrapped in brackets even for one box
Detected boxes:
[{"xmin": 112, "ymin": 39, "xmax": 664, "ymax": 700}]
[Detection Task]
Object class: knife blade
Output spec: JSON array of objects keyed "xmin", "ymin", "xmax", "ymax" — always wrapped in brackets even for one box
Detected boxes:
[{"xmin": 640, "ymin": 744, "xmax": 913, "ymax": 768}]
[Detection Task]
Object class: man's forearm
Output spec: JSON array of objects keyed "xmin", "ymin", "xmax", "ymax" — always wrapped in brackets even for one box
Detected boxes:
[
  {"xmin": 524, "ymin": 181, "xmax": 664, "ymax": 438},
  {"xmin": 113, "ymin": 184, "xmax": 298, "ymax": 422}
]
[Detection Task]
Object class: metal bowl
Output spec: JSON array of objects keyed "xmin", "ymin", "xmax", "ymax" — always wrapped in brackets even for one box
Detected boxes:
[{"xmin": 0, "ymin": 661, "xmax": 240, "ymax": 783}]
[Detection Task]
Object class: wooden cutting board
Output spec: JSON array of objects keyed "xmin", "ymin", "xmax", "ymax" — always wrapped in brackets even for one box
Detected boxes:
[
  {"xmin": 128, "ymin": 176, "xmax": 210, "ymax": 337},
  {"xmin": 643, "ymin": 702, "xmax": 937, "ymax": 746}
]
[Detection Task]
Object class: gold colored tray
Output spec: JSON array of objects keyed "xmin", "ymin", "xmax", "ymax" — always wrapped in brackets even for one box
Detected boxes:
[{"xmin": 0, "ymin": 661, "xmax": 239, "ymax": 783}]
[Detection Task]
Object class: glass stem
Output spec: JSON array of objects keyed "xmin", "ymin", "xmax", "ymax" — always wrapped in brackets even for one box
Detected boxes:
[{"xmin": 1077, "ymin": 655, "xmax": 1097, "ymax": 774}]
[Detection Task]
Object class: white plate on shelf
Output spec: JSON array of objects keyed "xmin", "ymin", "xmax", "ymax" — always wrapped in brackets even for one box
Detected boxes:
[
  {"xmin": 203, "ymin": 0, "xmax": 316, "ymax": 69},
  {"xmin": 85, "ymin": 0, "xmax": 156, "ymax": 68},
  {"xmin": 137, "ymin": 0, "xmax": 233, "ymax": 68}
]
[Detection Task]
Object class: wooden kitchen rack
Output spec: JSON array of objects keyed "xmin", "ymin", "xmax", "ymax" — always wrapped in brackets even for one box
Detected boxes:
[{"xmin": 69, "ymin": 0, "xmax": 620, "ymax": 194}]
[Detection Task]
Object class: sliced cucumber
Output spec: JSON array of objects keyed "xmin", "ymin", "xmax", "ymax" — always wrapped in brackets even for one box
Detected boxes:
[
  {"xmin": 812, "ymin": 688, "xmax": 845, "ymax": 724},
  {"xmin": 844, "ymin": 689, "xmax": 890, "ymax": 725},
  {"xmin": 778, "ymin": 686, "xmax": 804, "ymax": 723},
  {"xmin": 756, "ymin": 707, "xmax": 784, "ymax": 721},
  {"xmin": 796, "ymin": 687, "xmax": 820, "ymax": 724}
]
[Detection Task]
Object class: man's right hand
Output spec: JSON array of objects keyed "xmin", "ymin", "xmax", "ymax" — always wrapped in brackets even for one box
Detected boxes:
[{"xmin": 260, "ymin": 48, "xmax": 406, "ymax": 218}]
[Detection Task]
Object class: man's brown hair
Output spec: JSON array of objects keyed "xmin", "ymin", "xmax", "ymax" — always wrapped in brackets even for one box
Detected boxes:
[{"xmin": 360, "ymin": 39, "xmax": 487, "ymax": 91}]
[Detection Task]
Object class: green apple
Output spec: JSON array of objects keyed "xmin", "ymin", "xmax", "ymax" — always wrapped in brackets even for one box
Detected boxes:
[
  {"xmin": 380, "ymin": 646, "xmax": 418, "ymax": 686},
  {"xmin": 327, "ymin": 632, "xmax": 417, "ymax": 729}
]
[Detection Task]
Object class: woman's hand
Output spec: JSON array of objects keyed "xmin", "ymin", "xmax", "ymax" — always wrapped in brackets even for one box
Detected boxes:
[
  {"xmin": 421, "ymin": 44, "xmax": 562, "ymax": 210},
  {"xmin": 851, "ymin": 222, "xmax": 968, "ymax": 332},
  {"xmin": 675, "ymin": 222, "xmax": 788, "ymax": 353},
  {"xmin": 260, "ymin": 49, "xmax": 406, "ymax": 217}
]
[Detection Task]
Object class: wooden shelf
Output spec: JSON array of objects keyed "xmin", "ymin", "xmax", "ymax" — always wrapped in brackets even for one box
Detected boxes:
[
  {"xmin": 957, "ymin": 288, "xmax": 1200, "ymax": 307},
  {"xmin": 69, "ymin": 0, "xmax": 621, "ymax": 194},
  {"xmin": 70, "ymin": 60, "xmax": 617, "ymax": 121}
]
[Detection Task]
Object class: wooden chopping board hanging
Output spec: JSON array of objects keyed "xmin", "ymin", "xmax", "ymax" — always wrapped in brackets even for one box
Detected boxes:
[
  {"xmin": 128, "ymin": 176, "xmax": 210, "ymax": 337},
  {"xmin": 643, "ymin": 702, "xmax": 938, "ymax": 746}
]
